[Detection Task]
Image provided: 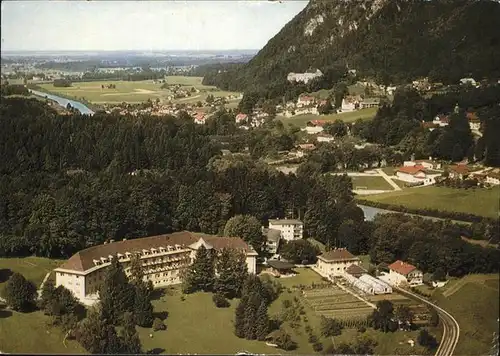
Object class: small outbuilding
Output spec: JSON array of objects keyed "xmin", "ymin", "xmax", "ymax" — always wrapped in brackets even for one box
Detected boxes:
[{"xmin": 266, "ymin": 260, "xmax": 296, "ymax": 277}]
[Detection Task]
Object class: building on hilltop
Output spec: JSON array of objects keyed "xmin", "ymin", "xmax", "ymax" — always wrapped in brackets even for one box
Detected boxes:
[
  {"xmin": 316, "ymin": 248, "xmax": 361, "ymax": 278},
  {"xmin": 54, "ymin": 231, "xmax": 258, "ymax": 306},
  {"xmin": 268, "ymin": 219, "xmax": 303, "ymax": 242},
  {"xmin": 287, "ymin": 69, "xmax": 323, "ymax": 84}
]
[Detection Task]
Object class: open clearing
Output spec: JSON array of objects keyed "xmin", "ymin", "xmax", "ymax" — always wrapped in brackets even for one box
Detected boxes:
[
  {"xmin": 38, "ymin": 77, "xmax": 241, "ymax": 105},
  {"xmin": 434, "ymin": 274, "xmax": 499, "ymax": 355},
  {"xmin": 278, "ymin": 107, "xmax": 377, "ymax": 127},
  {"xmin": 351, "ymin": 176, "xmax": 394, "ymax": 191},
  {"xmin": 358, "ymin": 186, "xmax": 500, "ymax": 218}
]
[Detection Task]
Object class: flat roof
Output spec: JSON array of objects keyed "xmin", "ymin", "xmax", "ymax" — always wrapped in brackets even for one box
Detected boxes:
[
  {"xmin": 269, "ymin": 219, "xmax": 303, "ymax": 225},
  {"xmin": 267, "ymin": 260, "xmax": 295, "ymax": 270}
]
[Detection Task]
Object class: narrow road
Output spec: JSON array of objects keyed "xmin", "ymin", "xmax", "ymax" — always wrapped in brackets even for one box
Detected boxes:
[
  {"xmin": 376, "ymin": 168, "xmax": 402, "ymax": 191},
  {"xmin": 394, "ymin": 286, "xmax": 460, "ymax": 356}
]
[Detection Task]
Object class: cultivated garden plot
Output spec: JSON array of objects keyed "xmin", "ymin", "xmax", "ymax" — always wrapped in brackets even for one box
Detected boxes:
[{"xmin": 302, "ymin": 287, "xmax": 373, "ymax": 326}]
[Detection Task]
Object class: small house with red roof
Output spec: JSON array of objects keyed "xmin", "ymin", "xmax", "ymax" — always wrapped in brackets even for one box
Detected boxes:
[
  {"xmin": 387, "ymin": 260, "xmax": 423, "ymax": 286},
  {"xmin": 193, "ymin": 112, "xmax": 206, "ymax": 125},
  {"xmin": 448, "ymin": 165, "xmax": 470, "ymax": 180},
  {"xmin": 297, "ymin": 95, "xmax": 316, "ymax": 108},
  {"xmin": 432, "ymin": 114, "xmax": 450, "ymax": 127},
  {"xmin": 235, "ymin": 113, "xmax": 249, "ymax": 124},
  {"xmin": 396, "ymin": 165, "xmax": 428, "ymax": 182},
  {"xmin": 302, "ymin": 120, "xmax": 326, "ymax": 134}
]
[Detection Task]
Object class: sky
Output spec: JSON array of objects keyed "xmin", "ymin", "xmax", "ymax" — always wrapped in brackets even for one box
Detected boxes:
[{"xmin": 1, "ymin": 0, "xmax": 308, "ymax": 52}]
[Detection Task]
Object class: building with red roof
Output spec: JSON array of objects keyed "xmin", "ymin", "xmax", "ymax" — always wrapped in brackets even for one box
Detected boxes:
[
  {"xmin": 386, "ymin": 260, "xmax": 423, "ymax": 286},
  {"xmin": 235, "ymin": 113, "xmax": 249, "ymax": 124},
  {"xmin": 449, "ymin": 165, "xmax": 470, "ymax": 180}
]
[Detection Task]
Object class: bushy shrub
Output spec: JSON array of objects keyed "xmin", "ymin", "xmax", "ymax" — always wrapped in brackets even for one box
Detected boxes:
[
  {"xmin": 308, "ymin": 334, "xmax": 318, "ymax": 343},
  {"xmin": 212, "ymin": 293, "xmax": 230, "ymax": 308},
  {"xmin": 312, "ymin": 342, "xmax": 323, "ymax": 352},
  {"xmin": 152, "ymin": 318, "xmax": 166, "ymax": 331}
]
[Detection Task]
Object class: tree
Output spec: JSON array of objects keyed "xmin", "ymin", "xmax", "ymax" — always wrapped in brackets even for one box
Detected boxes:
[
  {"xmin": 429, "ymin": 307, "xmax": 440, "ymax": 327},
  {"xmin": 320, "ymin": 316, "xmax": 343, "ymax": 337},
  {"xmin": 214, "ymin": 248, "xmax": 248, "ymax": 299},
  {"xmin": 206, "ymin": 94, "xmax": 215, "ymax": 104},
  {"xmin": 224, "ymin": 215, "xmax": 265, "ymax": 253},
  {"xmin": 153, "ymin": 317, "xmax": 166, "ymax": 331},
  {"xmin": 182, "ymin": 245, "xmax": 215, "ymax": 293},
  {"xmin": 119, "ymin": 312, "xmax": 143, "ymax": 354},
  {"xmin": 324, "ymin": 119, "xmax": 347, "ymax": 137},
  {"xmin": 38, "ymin": 279, "xmax": 56, "ymax": 312},
  {"xmin": 99, "ymin": 256, "xmax": 135, "ymax": 325},
  {"xmin": 255, "ymin": 300, "xmax": 270, "ymax": 341},
  {"xmin": 133, "ymin": 283, "xmax": 154, "ymax": 327},
  {"xmin": 318, "ymin": 101, "xmax": 333, "ymax": 115},
  {"xmin": 2, "ymin": 272, "xmax": 36, "ymax": 312},
  {"xmin": 274, "ymin": 329, "xmax": 297, "ymax": 351},
  {"xmin": 368, "ymin": 300, "xmax": 397, "ymax": 332},
  {"xmin": 234, "ymin": 296, "xmax": 247, "ymax": 338},
  {"xmin": 76, "ymin": 308, "xmax": 122, "ymax": 354},
  {"xmin": 418, "ymin": 329, "xmax": 438, "ymax": 350},
  {"xmin": 395, "ymin": 305, "xmax": 413, "ymax": 330},
  {"xmin": 280, "ymin": 239, "xmax": 319, "ymax": 264}
]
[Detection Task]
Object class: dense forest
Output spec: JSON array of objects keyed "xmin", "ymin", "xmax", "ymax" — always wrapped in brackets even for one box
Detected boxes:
[
  {"xmin": 0, "ymin": 95, "xmax": 498, "ymax": 278},
  {"xmin": 204, "ymin": 0, "xmax": 500, "ymax": 100}
]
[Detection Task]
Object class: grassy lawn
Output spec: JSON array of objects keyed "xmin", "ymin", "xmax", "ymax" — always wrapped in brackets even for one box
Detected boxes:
[
  {"xmin": 38, "ymin": 77, "xmax": 241, "ymax": 105},
  {"xmin": 359, "ymin": 186, "xmax": 500, "ymax": 218},
  {"xmin": 278, "ymin": 107, "xmax": 377, "ymax": 128},
  {"xmin": 0, "ymin": 257, "xmax": 83, "ymax": 354},
  {"xmin": 351, "ymin": 176, "xmax": 394, "ymax": 191},
  {"xmin": 433, "ymin": 274, "xmax": 499, "ymax": 356}
]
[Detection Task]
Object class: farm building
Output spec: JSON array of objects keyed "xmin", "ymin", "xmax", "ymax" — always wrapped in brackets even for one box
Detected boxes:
[{"xmin": 344, "ymin": 270, "xmax": 393, "ymax": 295}]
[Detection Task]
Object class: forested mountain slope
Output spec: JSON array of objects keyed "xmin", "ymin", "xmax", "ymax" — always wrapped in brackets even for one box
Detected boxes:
[{"xmin": 204, "ymin": 0, "xmax": 500, "ymax": 94}]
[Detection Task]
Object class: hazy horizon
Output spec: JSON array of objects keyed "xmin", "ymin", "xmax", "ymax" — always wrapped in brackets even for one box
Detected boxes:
[{"xmin": 1, "ymin": 1, "xmax": 308, "ymax": 52}]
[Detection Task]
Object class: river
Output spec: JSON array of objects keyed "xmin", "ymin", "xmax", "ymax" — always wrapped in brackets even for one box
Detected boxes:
[{"xmin": 29, "ymin": 89, "xmax": 94, "ymax": 115}]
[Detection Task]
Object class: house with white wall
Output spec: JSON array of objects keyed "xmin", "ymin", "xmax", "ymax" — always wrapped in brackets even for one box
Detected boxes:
[
  {"xmin": 268, "ymin": 219, "xmax": 303, "ymax": 241},
  {"xmin": 316, "ymin": 248, "xmax": 361, "ymax": 278},
  {"xmin": 381, "ymin": 260, "xmax": 423, "ymax": 286}
]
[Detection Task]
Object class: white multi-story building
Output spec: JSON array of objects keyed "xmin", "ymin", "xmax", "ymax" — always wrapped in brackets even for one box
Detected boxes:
[
  {"xmin": 54, "ymin": 231, "xmax": 258, "ymax": 306},
  {"xmin": 263, "ymin": 228, "xmax": 281, "ymax": 255},
  {"xmin": 268, "ymin": 219, "xmax": 303, "ymax": 242}
]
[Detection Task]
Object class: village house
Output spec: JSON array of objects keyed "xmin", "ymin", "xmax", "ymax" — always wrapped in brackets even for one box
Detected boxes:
[
  {"xmin": 382, "ymin": 260, "xmax": 423, "ymax": 286},
  {"xmin": 316, "ymin": 248, "xmax": 361, "ymax": 278},
  {"xmin": 340, "ymin": 96, "xmax": 360, "ymax": 112},
  {"xmin": 466, "ymin": 112, "xmax": 481, "ymax": 131},
  {"xmin": 297, "ymin": 95, "xmax": 316, "ymax": 108},
  {"xmin": 303, "ymin": 120, "xmax": 326, "ymax": 134},
  {"xmin": 422, "ymin": 121, "xmax": 438, "ymax": 131},
  {"xmin": 448, "ymin": 165, "xmax": 470, "ymax": 180},
  {"xmin": 292, "ymin": 143, "xmax": 316, "ymax": 158},
  {"xmin": 432, "ymin": 114, "xmax": 450, "ymax": 127},
  {"xmin": 360, "ymin": 98, "xmax": 380, "ymax": 109},
  {"xmin": 193, "ymin": 112, "xmax": 206, "ymax": 125},
  {"xmin": 486, "ymin": 171, "xmax": 500, "ymax": 185},
  {"xmin": 54, "ymin": 231, "xmax": 258, "ymax": 306},
  {"xmin": 263, "ymin": 228, "xmax": 281, "ymax": 255},
  {"xmin": 287, "ymin": 69, "xmax": 323, "ymax": 84},
  {"xmin": 268, "ymin": 219, "xmax": 303, "ymax": 242},
  {"xmin": 235, "ymin": 113, "xmax": 249, "ymax": 124},
  {"xmin": 404, "ymin": 160, "xmax": 441, "ymax": 170},
  {"xmin": 396, "ymin": 165, "xmax": 430, "ymax": 183},
  {"xmin": 316, "ymin": 133, "xmax": 335, "ymax": 143}
]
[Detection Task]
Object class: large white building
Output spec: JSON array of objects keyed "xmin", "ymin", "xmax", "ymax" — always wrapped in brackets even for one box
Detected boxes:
[
  {"xmin": 316, "ymin": 248, "xmax": 361, "ymax": 278},
  {"xmin": 263, "ymin": 228, "xmax": 282, "ymax": 255},
  {"xmin": 54, "ymin": 231, "xmax": 258, "ymax": 306},
  {"xmin": 287, "ymin": 70, "xmax": 323, "ymax": 84},
  {"xmin": 268, "ymin": 219, "xmax": 304, "ymax": 241}
]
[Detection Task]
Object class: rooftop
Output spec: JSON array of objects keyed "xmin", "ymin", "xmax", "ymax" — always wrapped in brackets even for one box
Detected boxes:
[
  {"xmin": 318, "ymin": 248, "xmax": 359, "ymax": 262},
  {"xmin": 345, "ymin": 264, "xmax": 367, "ymax": 277},
  {"xmin": 268, "ymin": 219, "xmax": 303, "ymax": 226},
  {"xmin": 397, "ymin": 165, "xmax": 426, "ymax": 175},
  {"xmin": 449, "ymin": 165, "xmax": 469, "ymax": 174},
  {"xmin": 388, "ymin": 260, "xmax": 418, "ymax": 275},
  {"xmin": 263, "ymin": 228, "xmax": 281, "ymax": 242},
  {"xmin": 57, "ymin": 231, "xmax": 255, "ymax": 273},
  {"xmin": 267, "ymin": 260, "xmax": 295, "ymax": 270}
]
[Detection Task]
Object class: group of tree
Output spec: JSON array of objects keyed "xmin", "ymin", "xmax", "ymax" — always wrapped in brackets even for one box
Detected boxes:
[
  {"xmin": 182, "ymin": 245, "xmax": 249, "ymax": 303},
  {"xmin": 53, "ymin": 79, "xmax": 72, "ymax": 87},
  {"xmin": 369, "ymin": 214, "xmax": 500, "ymax": 277},
  {"xmin": 322, "ymin": 335, "xmax": 377, "ymax": 355},
  {"xmin": 0, "ymin": 84, "xmax": 30, "ymax": 96},
  {"xmin": 2, "ymin": 272, "xmax": 37, "ymax": 312},
  {"xmin": 354, "ymin": 85, "xmax": 500, "ymax": 166},
  {"xmin": 234, "ymin": 275, "xmax": 281, "ymax": 341},
  {"xmin": 279, "ymin": 239, "xmax": 320, "ymax": 264}
]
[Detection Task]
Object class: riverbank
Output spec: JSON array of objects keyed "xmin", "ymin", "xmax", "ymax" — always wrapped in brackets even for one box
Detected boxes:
[{"xmin": 28, "ymin": 84, "xmax": 99, "ymax": 113}]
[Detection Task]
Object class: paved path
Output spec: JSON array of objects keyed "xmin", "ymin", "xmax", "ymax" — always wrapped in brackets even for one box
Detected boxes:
[
  {"xmin": 376, "ymin": 169, "xmax": 402, "ymax": 191},
  {"xmin": 37, "ymin": 272, "xmax": 51, "ymax": 299},
  {"xmin": 394, "ymin": 286, "xmax": 460, "ymax": 356}
]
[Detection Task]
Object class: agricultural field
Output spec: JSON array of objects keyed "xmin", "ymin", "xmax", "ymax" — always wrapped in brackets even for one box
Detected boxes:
[
  {"xmin": 351, "ymin": 176, "xmax": 394, "ymax": 191},
  {"xmin": 303, "ymin": 286, "xmax": 374, "ymax": 326},
  {"xmin": 37, "ymin": 76, "xmax": 241, "ymax": 105},
  {"xmin": 367, "ymin": 294, "xmax": 431, "ymax": 326},
  {"xmin": 278, "ymin": 107, "xmax": 377, "ymax": 127},
  {"xmin": 360, "ymin": 185, "xmax": 500, "ymax": 218}
]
